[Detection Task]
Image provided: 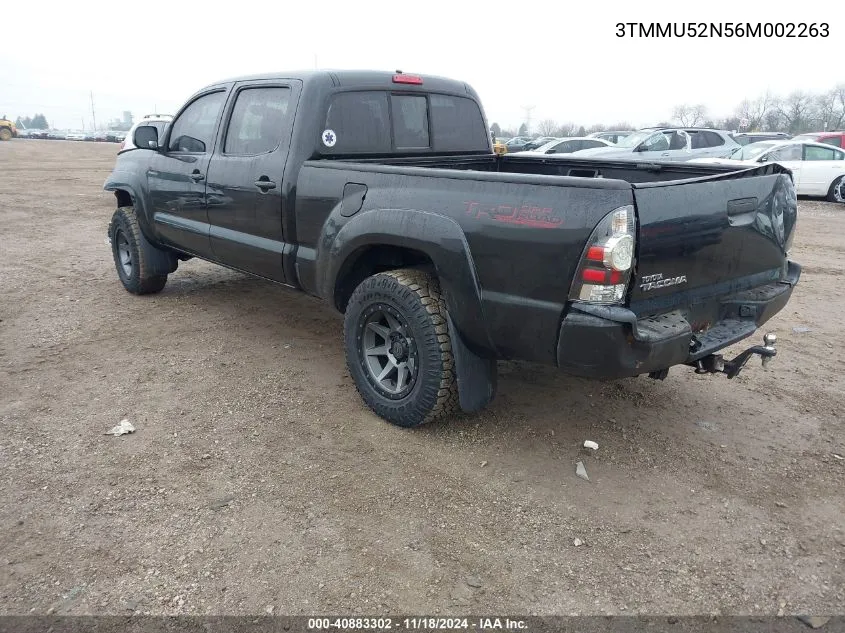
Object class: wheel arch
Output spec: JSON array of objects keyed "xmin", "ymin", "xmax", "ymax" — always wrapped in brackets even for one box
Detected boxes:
[{"xmin": 322, "ymin": 208, "xmax": 494, "ymax": 356}]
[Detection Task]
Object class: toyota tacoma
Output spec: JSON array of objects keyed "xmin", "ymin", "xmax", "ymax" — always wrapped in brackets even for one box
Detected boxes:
[{"xmin": 104, "ymin": 70, "xmax": 800, "ymax": 427}]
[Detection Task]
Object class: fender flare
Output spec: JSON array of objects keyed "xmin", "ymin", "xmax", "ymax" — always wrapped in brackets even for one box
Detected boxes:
[
  {"xmin": 103, "ymin": 172, "xmax": 158, "ymax": 244},
  {"xmin": 319, "ymin": 207, "xmax": 495, "ymax": 356}
]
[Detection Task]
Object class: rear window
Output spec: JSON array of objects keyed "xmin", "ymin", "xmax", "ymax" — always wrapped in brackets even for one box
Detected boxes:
[{"xmin": 321, "ymin": 91, "xmax": 488, "ymax": 154}]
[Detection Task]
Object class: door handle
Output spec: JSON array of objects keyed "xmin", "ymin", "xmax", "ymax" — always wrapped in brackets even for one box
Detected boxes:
[
  {"xmin": 190, "ymin": 171, "xmax": 204, "ymax": 182},
  {"xmin": 254, "ymin": 178, "xmax": 277, "ymax": 191},
  {"xmin": 661, "ymin": 152, "xmax": 670, "ymax": 156}
]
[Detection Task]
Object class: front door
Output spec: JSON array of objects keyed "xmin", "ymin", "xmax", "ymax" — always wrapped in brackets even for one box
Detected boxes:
[
  {"xmin": 147, "ymin": 90, "xmax": 227, "ymax": 258},
  {"xmin": 764, "ymin": 144, "xmax": 804, "ymax": 192},
  {"xmin": 206, "ymin": 83, "xmax": 297, "ymax": 281}
]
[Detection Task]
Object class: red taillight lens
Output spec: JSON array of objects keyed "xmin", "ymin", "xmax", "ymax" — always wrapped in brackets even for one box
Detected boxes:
[
  {"xmin": 569, "ymin": 205, "xmax": 636, "ymax": 305},
  {"xmin": 392, "ymin": 74, "xmax": 423, "ymax": 85}
]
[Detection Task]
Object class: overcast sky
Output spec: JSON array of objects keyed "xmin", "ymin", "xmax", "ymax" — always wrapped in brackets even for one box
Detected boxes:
[{"xmin": 1, "ymin": 0, "xmax": 840, "ymax": 131}]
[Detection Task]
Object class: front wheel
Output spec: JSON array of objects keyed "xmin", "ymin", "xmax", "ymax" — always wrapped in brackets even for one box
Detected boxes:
[
  {"xmin": 0, "ymin": 127, "xmax": 12, "ymax": 142},
  {"xmin": 108, "ymin": 207, "xmax": 169, "ymax": 294},
  {"xmin": 827, "ymin": 176, "xmax": 845, "ymax": 204},
  {"xmin": 344, "ymin": 269, "xmax": 458, "ymax": 427}
]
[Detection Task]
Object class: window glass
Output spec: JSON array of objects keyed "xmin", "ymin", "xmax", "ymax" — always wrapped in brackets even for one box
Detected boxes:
[
  {"xmin": 323, "ymin": 91, "xmax": 390, "ymax": 153},
  {"xmin": 168, "ymin": 91, "xmax": 226, "ymax": 153},
  {"xmin": 224, "ymin": 87, "xmax": 290, "ymax": 155},
  {"xmin": 702, "ymin": 131, "xmax": 725, "ymax": 147},
  {"xmin": 582, "ymin": 139, "xmax": 607, "ymax": 149},
  {"xmin": 819, "ymin": 136, "xmax": 842, "ymax": 148},
  {"xmin": 392, "ymin": 95, "xmax": 429, "ymax": 149},
  {"xmin": 804, "ymin": 145, "xmax": 838, "ymax": 161},
  {"xmin": 767, "ymin": 145, "xmax": 802, "ymax": 161},
  {"xmin": 640, "ymin": 132, "xmax": 670, "ymax": 151},
  {"xmin": 429, "ymin": 95, "xmax": 489, "ymax": 151}
]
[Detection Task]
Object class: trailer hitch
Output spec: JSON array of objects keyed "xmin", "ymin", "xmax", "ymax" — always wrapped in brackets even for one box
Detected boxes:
[{"xmin": 688, "ymin": 333, "xmax": 777, "ymax": 379}]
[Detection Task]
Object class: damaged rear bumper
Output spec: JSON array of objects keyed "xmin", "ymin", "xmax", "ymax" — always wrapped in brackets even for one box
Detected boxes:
[{"xmin": 556, "ymin": 261, "xmax": 800, "ymax": 379}]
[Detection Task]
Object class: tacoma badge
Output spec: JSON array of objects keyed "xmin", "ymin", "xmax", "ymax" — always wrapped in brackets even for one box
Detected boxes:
[{"xmin": 640, "ymin": 273, "xmax": 688, "ymax": 292}]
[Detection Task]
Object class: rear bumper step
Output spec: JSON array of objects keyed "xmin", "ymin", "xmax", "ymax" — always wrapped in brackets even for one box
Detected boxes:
[{"xmin": 556, "ymin": 261, "xmax": 800, "ymax": 380}]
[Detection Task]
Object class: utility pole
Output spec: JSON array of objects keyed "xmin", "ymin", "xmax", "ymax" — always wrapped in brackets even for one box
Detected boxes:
[
  {"xmin": 521, "ymin": 105, "xmax": 535, "ymax": 135},
  {"xmin": 90, "ymin": 91, "xmax": 97, "ymax": 131}
]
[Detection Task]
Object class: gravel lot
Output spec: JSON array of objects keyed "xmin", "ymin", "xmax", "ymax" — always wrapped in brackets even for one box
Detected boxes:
[{"xmin": 1, "ymin": 140, "xmax": 843, "ymax": 617}]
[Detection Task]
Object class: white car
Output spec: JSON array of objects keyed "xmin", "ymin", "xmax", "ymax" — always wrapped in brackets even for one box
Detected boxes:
[
  {"xmin": 65, "ymin": 131, "xmax": 87, "ymax": 141},
  {"xmin": 120, "ymin": 114, "xmax": 173, "ymax": 151},
  {"xmin": 690, "ymin": 140, "xmax": 845, "ymax": 202},
  {"xmin": 517, "ymin": 136, "xmax": 613, "ymax": 156}
]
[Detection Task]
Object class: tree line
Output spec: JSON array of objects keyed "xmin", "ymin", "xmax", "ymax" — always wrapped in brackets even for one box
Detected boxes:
[
  {"xmin": 492, "ymin": 83, "xmax": 845, "ymax": 138},
  {"xmin": 14, "ymin": 114, "xmax": 50, "ymax": 130}
]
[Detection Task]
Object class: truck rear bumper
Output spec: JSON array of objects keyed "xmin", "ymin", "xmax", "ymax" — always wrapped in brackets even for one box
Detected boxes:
[{"xmin": 556, "ymin": 261, "xmax": 800, "ymax": 379}]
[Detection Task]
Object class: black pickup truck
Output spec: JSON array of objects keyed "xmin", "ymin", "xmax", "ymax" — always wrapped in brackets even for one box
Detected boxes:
[{"xmin": 104, "ymin": 70, "xmax": 800, "ymax": 427}]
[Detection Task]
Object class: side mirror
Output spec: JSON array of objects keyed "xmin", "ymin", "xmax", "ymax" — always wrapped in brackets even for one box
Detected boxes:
[
  {"xmin": 133, "ymin": 125, "xmax": 159, "ymax": 150},
  {"xmin": 545, "ymin": 149, "xmax": 556, "ymax": 154},
  {"xmin": 757, "ymin": 155, "xmax": 768, "ymax": 163}
]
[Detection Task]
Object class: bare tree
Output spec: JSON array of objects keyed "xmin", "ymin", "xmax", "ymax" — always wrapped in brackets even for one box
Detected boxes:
[
  {"xmin": 735, "ymin": 91, "xmax": 773, "ymax": 131},
  {"xmin": 586, "ymin": 124, "xmax": 606, "ymax": 134},
  {"xmin": 537, "ymin": 119, "xmax": 558, "ymax": 136},
  {"xmin": 671, "ymin": 104, "xmax": 707, "ymax": 127},
  {"xmin": 814, "ymin": 85, "xmax": 845, "ymax": 131},
  {"xmin": 777, "ymin": 91, "xmax": 816, "ymax": 134},
  {"xmin": 554, "ymin": 122, "xmax": 577, "ymax": 137},
  {"xmin": 608, "ymin": 121, "xmax": 634, "ymax": 131}
]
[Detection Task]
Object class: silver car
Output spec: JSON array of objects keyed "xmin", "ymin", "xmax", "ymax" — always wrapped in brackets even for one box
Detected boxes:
[{"xmin": 575, "ymin": 127, "xmax": 740, "ymax": 162}]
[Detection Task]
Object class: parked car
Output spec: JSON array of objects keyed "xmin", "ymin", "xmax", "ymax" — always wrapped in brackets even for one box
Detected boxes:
[
  {"xmin": 121, "ymin": 114, "xmax": 173, "ymax": 150},
  {"xmin": 587, "ymin": 130, "xmax": 635, "ymax": 144},
  {"xmin": 790, "ymin": 130, "xmax": 845, "ymax": 148},
  {"xmin": 104, "ymin": 69, "xmax": 799, "ymax": 428},
  {"xmin": 690, "ymin": 140, "xmax": 845, "ymax": 202},
  {"xmin": 503, "ymin": 136, "xmax": 533, "ymax": 153},
  {"xmin": 47, "ymin": 130, "xmax": 67, "ymax": 140},
  {"xmin": 521, "ymin": 136, "xmax": 559, "ymax": 151},
  {"xmin": 65, "ymin": 131, "xmax": 87, "ymax": 141},
  {"xmin": 732, "ymin": 132, "xmax": 791, "ymax": 146},
  {"xmin": 519, "ymin": 137, "xmax": 613, "ymax": 155},
  {"xmin": 575, "ymin": 127, "xmax": 740, "ymax": 161}
]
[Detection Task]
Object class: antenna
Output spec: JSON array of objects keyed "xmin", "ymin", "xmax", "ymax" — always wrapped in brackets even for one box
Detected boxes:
[{"xmin": 521, "ymin": 105, "xmax": 535, "ymax": 135}]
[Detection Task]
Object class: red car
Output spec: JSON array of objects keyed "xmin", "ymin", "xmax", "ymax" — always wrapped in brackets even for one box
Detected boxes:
[{"xmin": 792, "ymin": 130, "xmax": 845, "ymax": 148}]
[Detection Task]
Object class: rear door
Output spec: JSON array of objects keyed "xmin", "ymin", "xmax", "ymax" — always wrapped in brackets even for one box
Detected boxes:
[
  {"xmin": 205, "ymin": 81, "xmax": 299, "ymax": 281},
  {"xmin": 800, "ymin": 144, "xmax": 845, "ymax": 195},
  {"xmin": 629, "ymin": 165, "xmax": 797, "ymax": 321}
]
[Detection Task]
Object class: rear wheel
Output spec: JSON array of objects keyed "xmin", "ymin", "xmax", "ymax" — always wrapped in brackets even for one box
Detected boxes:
[
  {"xmin": 827, "ymin": 176, "xmax": 845, "ymax": 204},
  {"xmin": 0, "ymin": 127, "xmax": 12, "ymax": 141},
  {"xmin": 108, "ymin": 207, "xmax": 169, "ymax": 294},
  {"xmin": 344, "ymin": 269, "xmax": 458, "ymax": 427}
]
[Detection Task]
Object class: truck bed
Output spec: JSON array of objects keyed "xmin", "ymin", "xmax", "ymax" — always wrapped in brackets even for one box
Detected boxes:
[{"xmin": 342, "ymin": 153, "xmax": 752, "ymax": 184}]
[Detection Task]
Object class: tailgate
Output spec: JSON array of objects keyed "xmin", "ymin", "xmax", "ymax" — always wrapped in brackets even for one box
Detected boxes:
[{"xmin": 630, "ymin": 164, "xmax": 797, "ymax": 319}]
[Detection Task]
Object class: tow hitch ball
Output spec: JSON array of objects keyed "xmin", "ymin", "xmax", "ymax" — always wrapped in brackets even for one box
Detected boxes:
[{"xmin": 692, "ymin": 333, "xmax": 777, "ymax": 379}]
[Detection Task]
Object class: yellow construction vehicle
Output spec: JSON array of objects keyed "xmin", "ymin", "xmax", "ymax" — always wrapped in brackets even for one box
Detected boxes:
[{"xmin": 0, "ymin": 116, "xmax": 18, "ymax": 141}]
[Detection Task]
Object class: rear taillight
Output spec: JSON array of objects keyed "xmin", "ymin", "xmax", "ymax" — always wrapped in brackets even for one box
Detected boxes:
[{"xmin": 569, "ymin": 205, "xmax": 636, "ymax": 305}]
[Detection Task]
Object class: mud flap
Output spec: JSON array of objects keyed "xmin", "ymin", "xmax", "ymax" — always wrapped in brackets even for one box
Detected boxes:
[{"xmin": 446, "ymin": 312, "xmax": 497, "ymax": 413}]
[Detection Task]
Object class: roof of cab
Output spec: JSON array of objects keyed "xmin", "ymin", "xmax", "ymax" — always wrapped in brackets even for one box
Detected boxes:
[{"xmin": 204, "ymin": 69, "xmax": 475, "ymax": 95}]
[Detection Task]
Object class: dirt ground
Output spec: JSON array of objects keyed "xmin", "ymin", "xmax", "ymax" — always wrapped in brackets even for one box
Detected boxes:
[{"xmin": 0, "ymin": 140, "xmax": 843, "ymax": 617}]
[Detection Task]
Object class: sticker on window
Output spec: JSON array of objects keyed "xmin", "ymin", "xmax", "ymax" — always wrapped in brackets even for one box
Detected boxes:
[{"xmin": 322, "ymin": 129, "xmax": 337, "ymax": 147}]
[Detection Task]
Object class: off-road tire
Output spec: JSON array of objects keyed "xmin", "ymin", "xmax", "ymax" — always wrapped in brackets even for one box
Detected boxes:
[
  {"xmin": 0, "ymin": 127, "xmax": 12, "ymax": 142},
  {"xmin": 827, "ymin": 175, "xmax": 845, "ymax": 204},
  {"xmin": 107, "ymin": 207, "xmax": 168, "ymax": 294},
  {"xmin": 344, "ymin": 269, "xmax": 459, "ymax": 427}
]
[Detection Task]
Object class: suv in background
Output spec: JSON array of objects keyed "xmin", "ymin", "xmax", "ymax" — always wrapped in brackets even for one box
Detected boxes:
[
  {"xmin": 574, "ymin": 127, "xmax": 739, "ymax": 161},
  {"xmin": 732, "ymin": 132, "xmax": 791, "ymax": 146},
  {"xmin": 791, "ymin": 131, "xmax": 845, "ymax": 148},
  {"xmin": 120, "ymin": 114, "xmax": 173, "ymax": 150}
]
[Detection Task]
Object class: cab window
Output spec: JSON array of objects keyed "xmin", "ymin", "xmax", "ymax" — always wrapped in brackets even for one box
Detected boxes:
[{"xmin": 168, "ymin": 91, "xmax": 226, "ymax": 153}]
